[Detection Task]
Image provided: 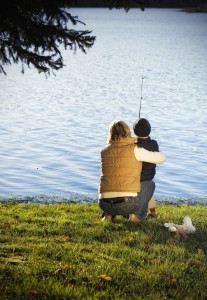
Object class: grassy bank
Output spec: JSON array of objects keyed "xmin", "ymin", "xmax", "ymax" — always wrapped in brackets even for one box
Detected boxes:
[{"xmin": 0, "ymin": 202, "xmax": 207, "ymax": 299}]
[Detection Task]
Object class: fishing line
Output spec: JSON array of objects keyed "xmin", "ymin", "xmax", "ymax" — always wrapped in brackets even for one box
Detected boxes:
[
  {"xmin": 139, "ymin": 59, "xmax": 145, "ymax": 119},
  {"xmin": 36, "ymin": 151, "xmax": 70, "ymax": 170}
]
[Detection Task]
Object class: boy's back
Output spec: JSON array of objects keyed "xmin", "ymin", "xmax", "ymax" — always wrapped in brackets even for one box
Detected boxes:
[
  {"xmin": 133, "ymin": 118, "xmax": 159, "ymax": 182},
  {"xmin": 136, "ymin": 137, "xmax": 159, "ymax": 181}
]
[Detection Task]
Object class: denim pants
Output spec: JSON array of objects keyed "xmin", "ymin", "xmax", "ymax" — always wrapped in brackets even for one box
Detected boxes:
[{"xmin": 99, "ymin": 181, "xmax": 155, "ymax": 221}]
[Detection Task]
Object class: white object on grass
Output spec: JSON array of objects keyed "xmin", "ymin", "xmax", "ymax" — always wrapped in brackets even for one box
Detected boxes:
[{"xmin": 164, "ymin": 216, "xmax": 196, "ymax": 234}]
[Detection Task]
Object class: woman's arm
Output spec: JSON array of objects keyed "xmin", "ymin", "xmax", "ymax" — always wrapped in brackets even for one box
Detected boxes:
[{"xmin": 134, "ymin": 147, "xmax": 166, "ymax": 164}]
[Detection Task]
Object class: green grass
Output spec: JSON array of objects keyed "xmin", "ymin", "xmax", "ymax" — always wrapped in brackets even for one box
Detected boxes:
[{"xmin": 0, "ymin": 202, "xmax": 207, "ymax": 299}]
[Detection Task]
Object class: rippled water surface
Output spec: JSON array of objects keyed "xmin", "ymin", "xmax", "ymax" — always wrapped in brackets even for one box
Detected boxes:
[{"xmin": 0, "ymin": 8, "xmax": 207, "ymax": 202}]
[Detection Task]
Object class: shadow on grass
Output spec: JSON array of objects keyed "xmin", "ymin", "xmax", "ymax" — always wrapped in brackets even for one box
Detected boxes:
[{"xmin": 102, "ymin": 216, "xmax": 207, "ymax": 254}]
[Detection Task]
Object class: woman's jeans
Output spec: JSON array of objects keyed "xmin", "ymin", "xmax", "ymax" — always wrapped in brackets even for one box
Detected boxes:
[{"xmin": 99, "ymin": 181, "xmax": 155, "ymax": 221}]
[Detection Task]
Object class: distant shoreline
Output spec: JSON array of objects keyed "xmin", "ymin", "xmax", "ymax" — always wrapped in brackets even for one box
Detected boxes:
[
  {"xmin": 183, "ymin": 4, "xmax": 207, "ymax": 13},
  {"xmin": 69, "ymin": 5, "xmax": 207, "ymax": 13},
  {"xmin": 69, "ymin": 2, "xmax": 207, "ymax": 12}
]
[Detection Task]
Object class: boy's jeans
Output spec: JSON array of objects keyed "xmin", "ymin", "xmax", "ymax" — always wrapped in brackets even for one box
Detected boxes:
[{"xmin": 99, "ymin": 180, "xmax": 155, "ymax": 221}]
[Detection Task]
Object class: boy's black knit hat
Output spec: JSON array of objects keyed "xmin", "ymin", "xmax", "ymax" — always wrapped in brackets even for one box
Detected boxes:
[{"xmin": 133, "ymin": 118, "xmax": 151, "ymax": 137}]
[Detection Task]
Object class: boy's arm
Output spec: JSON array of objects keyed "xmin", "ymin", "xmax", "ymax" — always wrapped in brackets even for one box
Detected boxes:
[
  {"xmin": 151, "ymin": 139, "xmax": 159, "ymax": 151},
  {"xmin": 134, "ymin": 147, "xmax": 166, "ymax": 164}
]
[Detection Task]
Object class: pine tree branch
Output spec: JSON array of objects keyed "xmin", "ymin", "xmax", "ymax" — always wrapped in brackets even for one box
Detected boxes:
[{"xmin": 0, "ymin": 0, "xmax": 95, "ymax": 75}]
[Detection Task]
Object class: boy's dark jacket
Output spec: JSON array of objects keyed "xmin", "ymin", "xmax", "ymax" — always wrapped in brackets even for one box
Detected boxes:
[{"xmin": 135, "ymin": 137, "xmax": 159, "ymax": 182}]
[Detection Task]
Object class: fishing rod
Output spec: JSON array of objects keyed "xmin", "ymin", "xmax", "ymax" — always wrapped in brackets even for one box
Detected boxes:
[{"xmin": 139, "ymin": 60, "xmax": 145, "ymax": 119}]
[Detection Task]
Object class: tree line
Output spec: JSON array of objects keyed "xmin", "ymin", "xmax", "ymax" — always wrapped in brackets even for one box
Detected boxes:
[{"xmin": 72, "ymin": 0, "xmax": 206, "ymax": 8}]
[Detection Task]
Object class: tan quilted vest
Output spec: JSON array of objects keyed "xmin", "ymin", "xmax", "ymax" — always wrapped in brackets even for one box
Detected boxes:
[{"xmin": 99, "ymin": 137, "xmax": 142, "ymax": 193}]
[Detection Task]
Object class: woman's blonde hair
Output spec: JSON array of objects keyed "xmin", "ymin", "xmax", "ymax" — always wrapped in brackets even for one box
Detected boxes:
[{"xmin": 107, "ymin": 121, "xmax": 131, "ymax": 143}]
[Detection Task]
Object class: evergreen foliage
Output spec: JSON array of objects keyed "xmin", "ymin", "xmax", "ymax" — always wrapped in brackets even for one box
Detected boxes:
[{"xmin": 0, "ymin": 0, "xmax": 96, "ymax": 75}]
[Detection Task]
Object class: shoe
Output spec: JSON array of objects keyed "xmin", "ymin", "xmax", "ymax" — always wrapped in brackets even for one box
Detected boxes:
[
  {"xmin": 129, "ymin": 214, "xmax": 141, "ymax": 223},
  {"xmin": 101, "ymin": 214, "xmax": 113, "ymax": 222},
  {"xmin": 101, "ymin": 212, "xmax": 116, "ymax": 222},
  {"xmin": 123, "ymin": 215, "xmax": 129, "ymax": 219},
  {"xmin": 147, "ymin": 212, "xmax": 157, "ymax": 219}
]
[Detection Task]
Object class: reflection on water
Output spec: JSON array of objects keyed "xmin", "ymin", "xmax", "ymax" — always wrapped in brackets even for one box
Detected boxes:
[{"xmin": 0, "ymin": 8, "xmax": 207, "ymax": 202}]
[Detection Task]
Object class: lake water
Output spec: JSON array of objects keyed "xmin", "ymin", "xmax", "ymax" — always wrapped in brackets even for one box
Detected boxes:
[{"xmin": 0, "ymin": 8, "xmax": 207, "ymax": 203}]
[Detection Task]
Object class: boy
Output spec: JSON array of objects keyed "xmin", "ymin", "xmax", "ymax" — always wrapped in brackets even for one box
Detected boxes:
[{"xmin": 133, "ymin": 118, "xmax": 159, "ymax": 218}]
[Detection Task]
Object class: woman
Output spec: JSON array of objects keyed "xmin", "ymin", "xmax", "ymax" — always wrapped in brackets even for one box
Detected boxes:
[{"xmin": 98, "ymin": 120, "xmax": 166, "ymax": 222}]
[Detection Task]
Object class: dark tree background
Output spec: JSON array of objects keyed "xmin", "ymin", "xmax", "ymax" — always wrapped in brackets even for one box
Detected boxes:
[
  {"xmin": 73, "ymin": 0, "xmax": 206, "ymax": 8},
  {"xmin": 0, "ymin": 0, "xmax": 206, "ymax": 75},
  {"xmin": 0, "ymin": 0, "xmax": 97, "ymax": 75}
]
